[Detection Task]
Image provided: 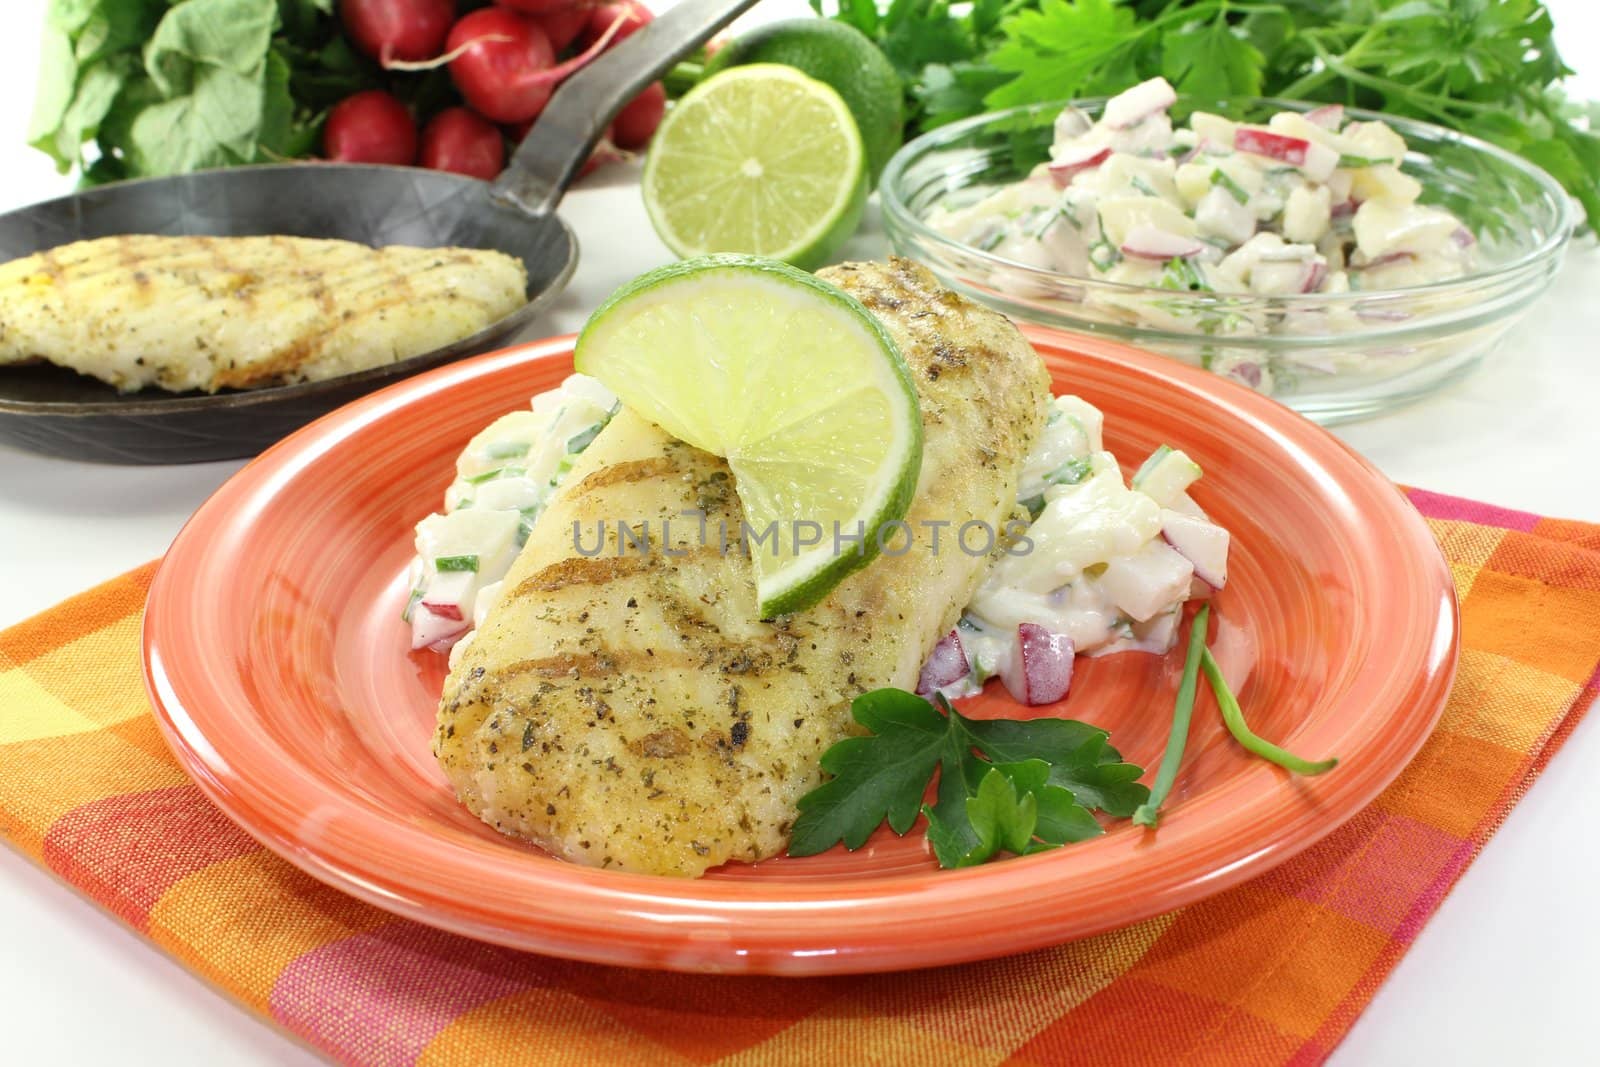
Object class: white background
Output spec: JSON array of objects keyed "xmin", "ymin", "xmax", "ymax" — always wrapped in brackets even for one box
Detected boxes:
[{"xmin": 2, "ymin": 2, "xmax": 1598, "ymax": 1064}]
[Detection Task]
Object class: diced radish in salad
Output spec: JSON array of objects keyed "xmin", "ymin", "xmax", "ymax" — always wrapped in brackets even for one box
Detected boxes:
[
  {"xmin": 924, "ymin": 394, "xmax": 1230, "ymax": 705},
  {"xmin": 925, "ymin": 74, "xmax": 1477, "ymax": 360},
  {"xmin": 1049, "ymin": 144, "xmax": 1112, "ymax": 187},
  {"xmin": 1098, "ymin": 540, "xmax": 1196, "ymax": 623},
  {"xmin": 916, "ymin": 629, "xmax": 972, "ymax": 696},
  {"xmin": 408, "ymin": 509, "xmax": 520, "ymax": 650},
  {"xmin": 1103, "ymin": 76, "xmax": 1177, "ymax": 129},
  {"xmin": 1120, "ymin": 225, "xmax": 1203, "ymax": 260},
  {"xmin": 997, "ymin": 623, "xmax": 1075, "ymax": 705},
  {"xmin": 1304, "ymin": 103, "xmax": 1345, "ymax": 130},
  {"xmin": 406, "ymin": 374, "xmax": 617, "ymax": 654},
  {"xmin": 1160, "ymin": 509, "xmax": 1229, "ymax": 589}
]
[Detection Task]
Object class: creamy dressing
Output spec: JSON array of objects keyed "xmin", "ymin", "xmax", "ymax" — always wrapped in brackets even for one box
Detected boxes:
[
  {"xmin": 405, "ymin": 374, "xmax": 617, "ymax": 654},
  {"xmin": 931, "ymin": 77, "xmax": 1475, "ymax": 299},
  {"xmin": 928, "ymin": 393, "xmax": 1229, "ymax": 702}
]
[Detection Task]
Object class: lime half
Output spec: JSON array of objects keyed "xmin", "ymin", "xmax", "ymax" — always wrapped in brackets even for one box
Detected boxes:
[
  {"xmin": 642, "ymin": 65, "xmax": 867, "ymax": 271},
  {"xmin": 704, "ymin": 18, "xmax": 905, "ymax": 186},
  {"xmin": 575, "ymin": 256, "xmax": 922, "ymax": 616}
]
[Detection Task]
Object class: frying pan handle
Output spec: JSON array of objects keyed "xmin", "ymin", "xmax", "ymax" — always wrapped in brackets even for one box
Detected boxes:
[{"xmin": 490, "ymin": 0, "xmax": 763, "ymax": 217}]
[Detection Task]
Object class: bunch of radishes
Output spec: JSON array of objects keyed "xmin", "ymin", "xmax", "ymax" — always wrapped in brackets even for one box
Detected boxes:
[{"xmin": 323, "ymin": 0, "xmax": 665, "ymax": 180}]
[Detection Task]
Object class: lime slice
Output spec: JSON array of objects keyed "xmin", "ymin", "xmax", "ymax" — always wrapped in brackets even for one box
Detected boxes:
[
  {"xmin": 641, "ymin": 65, "xmax": 867, "ymax": 271},
  {"xmin": 575, "ymin": 256, "xmax": 922, "ymax": 616}
]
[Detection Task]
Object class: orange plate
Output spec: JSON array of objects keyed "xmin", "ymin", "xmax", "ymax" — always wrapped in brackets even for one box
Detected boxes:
[{"xmin": 143, "ymin": 327, "xmax": 1458, "ymax": 975}]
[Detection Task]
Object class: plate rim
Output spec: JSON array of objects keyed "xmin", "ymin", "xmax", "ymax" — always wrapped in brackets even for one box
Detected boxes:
[{"xmin": 141, "ymin": 325, "xmax": 1460, "ymax": 975}]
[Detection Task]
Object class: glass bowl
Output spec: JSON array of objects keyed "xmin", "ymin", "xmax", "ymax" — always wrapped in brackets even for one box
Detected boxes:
[{"xmin": 880, "ymin": 97, "xmax": 1575, "ymax": 423}]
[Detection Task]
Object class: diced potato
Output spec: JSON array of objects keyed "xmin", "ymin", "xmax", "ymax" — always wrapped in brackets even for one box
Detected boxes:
[
  {"xmin": 1282, "ymin": 184, "xmax": 1333, "ymax": 243},
  {"xmin": 1096, "ymin": 196, "xmax": 1198, "ymax": 245},
  {"xmin": 1349, "ymin": 164, "xmax": 1422, "ymax": 205},
  {"xmin": 1325, "ymin": 168, "xmax": 1355, "ymax": 206},
  {"xmin": 1353, "ymin": 199, "xmax": 1462, "ymax": 258},
  {"xmin": 1189, "ymin": 111, "xmax": 1238, "ymax": 148},
  {"xmin": 457, "ymin": 411, "xmax": 546, "ymax": 480},
  {"xmin": 1195, "ymin": 186, "xmax": 1257, "ymax": 246},
  {"xmin": 1175, "ymin": 162, "xmax": 1214, "ymax": 207},
  {"xmin": 1267, "ymin": 110, "xmax": 1346, "ymax": 149},
  {"xmin": 1093, "ymin": 153, "xmax": 1180, "ymax": 201},
  {"xmin": 1343, "ymin": 120, "xmax": 1408, "ymax": 163}
]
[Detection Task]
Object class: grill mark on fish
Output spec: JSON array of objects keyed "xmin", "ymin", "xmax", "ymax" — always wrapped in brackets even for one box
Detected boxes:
[
  {"xmin": 513, "ymin": 554, "xmax": 659, "ymax": 597},
  {"xmin": 569, "ymin": 457, "xmax": 678, "ymax": 495}
]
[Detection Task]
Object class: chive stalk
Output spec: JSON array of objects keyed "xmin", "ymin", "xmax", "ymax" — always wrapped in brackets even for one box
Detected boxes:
[
  {"xmin": 1133, "ymin": 603, "xmax": 1210, "ymax": 828},
  {"xmin": 1201, "ymin": 648, "xmax": 1338, "ymax": 775}
]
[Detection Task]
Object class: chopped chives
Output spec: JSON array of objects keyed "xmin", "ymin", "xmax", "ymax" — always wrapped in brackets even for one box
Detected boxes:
[
  {"xmin": 1047, "ymin": 456, "xmax": 1094, "ymax": 485},
  {"xmin": 1337, "ymin": 153, "xmax": 1393, "ymax": 168},
  {"xmin": 1210, "ymin": 168, "xmax": 1249, "ymax": 205},
  {"xmin": 486, "ymin": 440, "xmax": 530, "ymax": 459},
  {"xmin": 434, "ymin": 554, "xmax": 480, "ymax": 573},
  {"xmin": 566, "ymin": 423, "xmax": 603, "ymax": 453},
  {"xmin": 466, "ymin": 466, "xmax": 526, "ymax": 485}
]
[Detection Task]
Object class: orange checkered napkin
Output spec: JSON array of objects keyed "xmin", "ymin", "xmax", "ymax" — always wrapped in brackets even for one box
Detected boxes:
[{"xmin": 2, "ymin": 488, "xmax": 1597, "ymax": 1067}]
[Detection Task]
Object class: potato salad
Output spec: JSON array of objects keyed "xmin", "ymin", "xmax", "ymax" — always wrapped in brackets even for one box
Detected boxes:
[
  {"xmin": 931, "ymin": 77, "xmax": 1477, "ymax": 298},
  {"xmin": 916, "ymin": 394, "xmax": 1228, "ymax": 706},
  {"xmin": 405, "ymin": 374, "xmax": 617, "ymax": 653}
]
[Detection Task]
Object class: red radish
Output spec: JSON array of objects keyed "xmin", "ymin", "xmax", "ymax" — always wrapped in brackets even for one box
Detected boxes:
[
  {"xmin": 998, "ymin": 624, "xmax": 1074, "ymax": 706},
  {"xmin": 1234, "ymin": 126, "xmax": 1312, "ymax": 165},
  {"xmin": 916, "ymin": 630, "xmax": 971, "ymax": 696},
  {"xmin": 1234, "ymin": 125, "xmax": 1338, "ymax": 177},
  {"xmin": 421, "ymin": 107, "xmax": 505, "ymax": 179},
  {"xmin": 1226, "ymin": 362, "xmax": 1262, "ymax": 388},
  {"xmin": 1451, "ymin": 226, "xmax": 1476, "ymax": 248},
  {"xmin": 502, "ymin": 116, "xmax": 628, "ymax": 177},
  {"xmin": 1102, "ymin": 77, "xmax": 1176, "ymax": 129},
  {"xmin": 447, "ymin": 9, "xmax": 556, "ymax": 123},
  {"xmin": 1234, "ymin": 126, "xmax": 1339, "ymax": 181},
  {"xmin": 579, "ymin": 0, "xmax": 651, "ymax": 49},
  {"xmin": 341, "ymin": 0, "xmax": 455, "ymax": 65},
  {"xmin": 1047, "ymin": 144, "xmax": 1111, "ymax": 187},
  {"xmin": 1119, "ymin": 225, "xmax": 1203, "ymax": 261},
  {"xmin": 499, "ymin": 0, "xmax": 590, "ymax": 12},
  {"xmin": 612, "ymin": 81, "xmax": 665, "ymax": 150},
  {"xmin": 323, "ymin": 90, "xmax": 418, "ymax": 164},
  {"xmin": 447, "ymin": 7, "xmax": 630, "ymax": 125},
  {"xmin": 1299, "ymin": 259, "xmax": 1327, "ymax": 293},
  {"xmin": 421, "ymin": 600, "xmax": 464, "ymax": 621},
  {"xmin": 1160, "ymin": 511, "xmax": 1229, "ymax": 589},
  {"xmin": 1331, "ymin": 198, "xmax": 1358, "ymax": 219},
  {"xmin": 533, "ymin": 5, "xmax": 593, "ymax": 52},
  {"xmin": 577, "ymin": 134, "xmax": 628, "ymax": 177},
  {"xmin": 1351, "ymin": 250, "xmax": 1416, "ymax": 271},
  {"xmin": 1304, "ymin": 103, "xmax": 1344, "ymax": 130}
]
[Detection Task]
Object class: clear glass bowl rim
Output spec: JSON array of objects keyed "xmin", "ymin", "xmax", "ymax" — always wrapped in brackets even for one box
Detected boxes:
[{"xmin": 879, "ymin": 95, "xmax": 1576, "ymax": 309}]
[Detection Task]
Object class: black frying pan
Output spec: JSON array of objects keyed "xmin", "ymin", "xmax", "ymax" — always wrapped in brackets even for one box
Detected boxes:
[{"xmin": 0, "ymin": 0, "xmax": 758, "ymax": 464}]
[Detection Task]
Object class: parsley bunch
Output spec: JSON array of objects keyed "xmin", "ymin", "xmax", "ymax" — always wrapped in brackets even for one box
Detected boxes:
[{"xmin": 812, "ymin": 0, "xmax": 1600, "ymax": 230}]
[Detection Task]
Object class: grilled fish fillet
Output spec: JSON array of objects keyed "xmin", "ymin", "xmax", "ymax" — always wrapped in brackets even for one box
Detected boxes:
[
  {"xmin": 0, "ymin": 235, "xmax": 527, "ymax": 393},
  {"xmin": 435, "ymin": 258, "xmax": 1051, "ymax": 877}
]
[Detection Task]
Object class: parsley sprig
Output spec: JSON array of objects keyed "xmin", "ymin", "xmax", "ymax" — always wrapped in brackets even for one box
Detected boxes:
[
  {"xmin": 806, "ymin": 0, "xmax": 1600, "ymax": 231},
  {"xmin": 790, "ymin": 604, "xmax": 1342, "ymax": 866},
  {"xmin": 787, "ymin": 688, "xmax": 1149, "ymax": 867}
]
